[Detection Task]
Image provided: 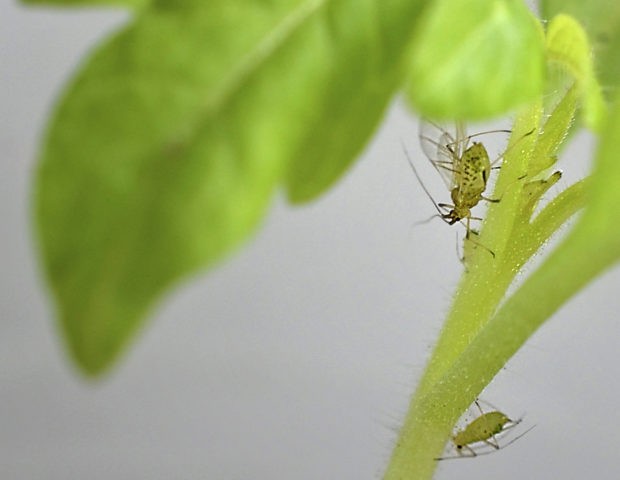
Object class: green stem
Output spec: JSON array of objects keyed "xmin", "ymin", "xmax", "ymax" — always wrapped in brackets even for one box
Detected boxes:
[
  {"xmin": 384, "ymin": 14, "xmax": 616, "ymax": 480},
  {"xmin": 384, "ymin": 112, "xmax": 537, "ymax": 479},
  {"xmin": 384, "ymin": 102, "xmax": 586, "ymax": 479},
  {"xmin": 420, "ymin": 221, "xmax": 614, "ymax": 430},
  {"xmin": 385, "ymin": 220, "xmax": 611, "ymax": 479},
  {"xmin": 412, "ymin": 109, "xmax": 541, "ymax": 397}
]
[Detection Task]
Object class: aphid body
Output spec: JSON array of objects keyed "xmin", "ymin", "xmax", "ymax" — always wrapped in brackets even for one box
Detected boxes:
[
  {"xmin": 417, "ymin": 121, "xmax": 501, "ymax": 237},
  {"xmin": 451, "ymin": 410, "xmax": 512, "ymax": 455},
  {"xmin": 442, "ymin": 141, "xmax": 493, "ymax": 227}
]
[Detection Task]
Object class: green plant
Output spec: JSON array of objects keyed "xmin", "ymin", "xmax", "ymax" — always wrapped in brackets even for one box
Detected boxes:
[{"xmin": 27, "ymin": 0, "xmax": 620, "ymax": 478}]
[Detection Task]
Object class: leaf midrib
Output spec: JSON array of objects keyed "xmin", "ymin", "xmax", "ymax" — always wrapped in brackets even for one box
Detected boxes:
[{"xmin": 202, "ymin": 0, "xmax": 329, "ymax": 115}]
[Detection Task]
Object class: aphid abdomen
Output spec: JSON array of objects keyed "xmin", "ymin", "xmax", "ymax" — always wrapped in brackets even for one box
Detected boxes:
[
  {"xmin": 452, "ymin": 411, "xmax": 511, "ymax": 447},
  {"xmin": 459, "ymin": 142, "xmax": 491, "ymax": 205}
]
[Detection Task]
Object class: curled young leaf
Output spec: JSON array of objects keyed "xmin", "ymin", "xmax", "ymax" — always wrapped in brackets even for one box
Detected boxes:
[{"xmin": 546, "ymin": 14, "xmax": 607, "ymax": 131}]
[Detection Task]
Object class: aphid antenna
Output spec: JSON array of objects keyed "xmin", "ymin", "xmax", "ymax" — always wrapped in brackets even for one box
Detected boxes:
[
  {"xmin": 401, "ymin": 141, "xmax": 451, "ymax": 224},
  {"xmin": 422, "ymin": 118, "xmax": 514, "ymax": 138},
  {"xmin": 413, "ymin": 213, "xmax": 444, "ymax": 227},
  {"xmin": 422, "ymin": 119, "xmax": 512, "ymax": 151},
  {"xmin": 466, "ymin": 128, "xmax": 512, "ymax": 140},
  {"xmin": 489, "ymin": 127, "xmax": 536, "ymax": 168}
]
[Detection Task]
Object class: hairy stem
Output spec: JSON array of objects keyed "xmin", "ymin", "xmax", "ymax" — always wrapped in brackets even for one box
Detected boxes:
[{"xmin": 384, "ymin": 101, "xmax": 584, "ymax": 479}]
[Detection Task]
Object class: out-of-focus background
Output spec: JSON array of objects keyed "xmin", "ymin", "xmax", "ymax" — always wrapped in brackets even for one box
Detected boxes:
[{"xmin": 3, "ymin": 4, "xmax": 620, "ymax": 479}]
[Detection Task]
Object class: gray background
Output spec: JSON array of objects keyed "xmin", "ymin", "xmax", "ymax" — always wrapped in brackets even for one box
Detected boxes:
[{"xmin": 3, "ymin": 3, "xmax": 620, "ymax": 479}]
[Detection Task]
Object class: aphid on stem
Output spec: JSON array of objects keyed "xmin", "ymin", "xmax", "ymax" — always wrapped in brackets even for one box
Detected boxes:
[
  {"xmin": 435, "ymin": 400, "xmax": 534, "ymax": 460},
  {"xmin": 405, "ymin": 120, "xmax": 531, "ymax": 259}
]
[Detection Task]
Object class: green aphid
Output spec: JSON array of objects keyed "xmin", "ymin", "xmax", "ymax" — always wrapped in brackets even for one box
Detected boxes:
[
  {"xmin": 411, "ymin": 121, "xmax": 507, "ymax": 257},
  {"xmin": 420, "ymin": 122, "xmax": 500, "ymax": 232},
  {"xmin": 452, "ymin": 410, "xmax": 513, "ymax": 455},
  {"xmin": 410, "ymin": 121, "xmax": 533, "ymax": 260},
  {"xmin": 436, "ymin": 401, "xmax": 533, "ymax": 460}
]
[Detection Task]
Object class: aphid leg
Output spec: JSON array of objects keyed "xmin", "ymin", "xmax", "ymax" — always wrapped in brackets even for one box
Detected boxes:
[
  {"xmin": 436, "ymin": 445, "xmax": 477, "ymax": 461},
  {"xmin": 445, "ymin": 125, "xmax": 511, "ymax": 156},
  {"xmin": 502, "ymin": 417, "xmax": 522, "ymax": 431},
  {"xmin": 484, "ymin": 437, "xmax": 501, "ymax": 450},
  {"xmin": 437, "ymin": 202, "xmax": 453, "ymax": 210},
  {"xmin": 460, "ymin": 445, "xmax": 478, "ymax": 457},
  {"xmin": 462, "ymin": 217, "xmax": 495, "ymax": 258},
  {"xmin": 434, "ymin": 161, "xmax": 459, "ymax": 174}
]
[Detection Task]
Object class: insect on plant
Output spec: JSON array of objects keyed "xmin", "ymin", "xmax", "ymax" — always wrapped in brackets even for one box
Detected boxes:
[
  {"xmin": 406, "ymin": 121, "xmax": 515, "ymax": 258},
  {"xmin": 436, "ymin": 400, "xmax": 534, "ymax": 460}
]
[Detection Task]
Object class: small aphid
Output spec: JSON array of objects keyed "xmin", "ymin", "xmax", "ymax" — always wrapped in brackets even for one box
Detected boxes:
[{"xmin": 436, "ymin": 401, "xmax": 533, "ymax": 460}]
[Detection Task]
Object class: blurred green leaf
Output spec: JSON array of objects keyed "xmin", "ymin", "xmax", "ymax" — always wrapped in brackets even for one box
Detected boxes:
[
  {"xmin": 22, "ymin": 0, "xmax": 147, "ymax": 7},
  {"xmin": 572, "ymin": 91, "xmax": 620, "ymax": 257},
  {"xmin": 405, "ymin": 0, "xmax": 545, "ymax": 119},
  {"xmin": 541, "ymin": 0, "xmax": 620, "ymax": 93},
  {"xmin": 546, "ymin": 14, "xmax": 606, "ymax": 131},
  {"xmin": 35, "ymin": 0, "xmax": 426, "ymax": 374},
  {"xmin": 283, "ymin": 0, "xmax": 425, "ymax": 201}
]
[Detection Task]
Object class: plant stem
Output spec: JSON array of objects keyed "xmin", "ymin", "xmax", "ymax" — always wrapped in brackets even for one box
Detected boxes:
[{"xmin": 384, "ymin": 99, "xmax": 586, "ymax": 479}]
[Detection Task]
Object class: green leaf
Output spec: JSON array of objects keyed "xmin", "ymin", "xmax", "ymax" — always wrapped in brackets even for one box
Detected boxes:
[
  {"xmin": 541, "ymin": 0, "xmax": 620, "ymax": 93},
  {"xmin": 573, "ymin": 91, "xmax": 620, "ymax": 256},
  {"xmin": 545, "ymin": 14, "xmax": 606, "ymax": 131},
  {"xmin": 35, "ymin": 0, "xmax": 426, "ymax": 375},
  {"xmin": 21, "ymin": 0, "xmax": 147, "ymax": 7},
  {"xmin": 283, "ymin": 0, "xmax": 424, "ymax": 201},
  {"xmin": 405, "ymin": 0, "xmax": 545, "ymax": 119}
]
